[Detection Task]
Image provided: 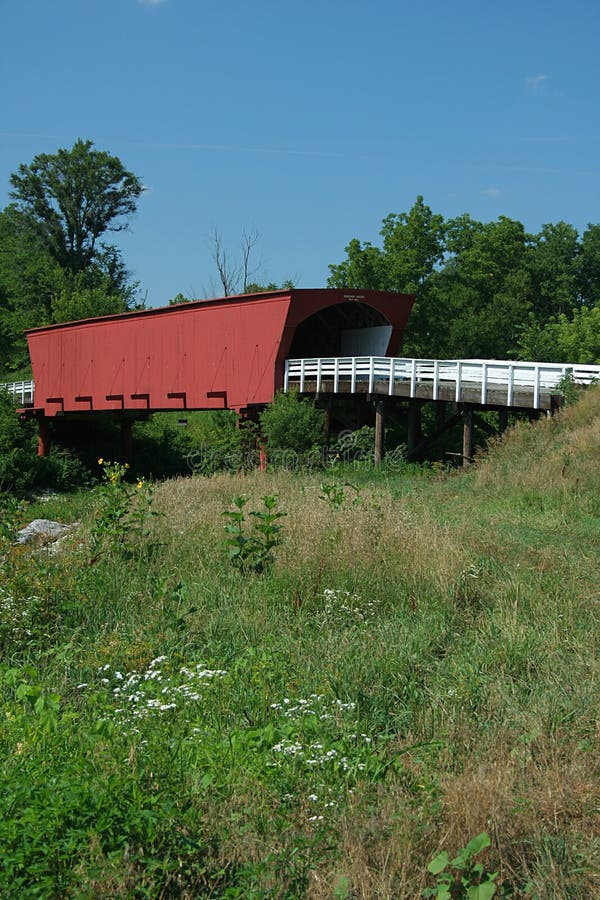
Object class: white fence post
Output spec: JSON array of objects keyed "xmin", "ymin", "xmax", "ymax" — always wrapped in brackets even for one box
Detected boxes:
[
  {"xmin": 433, "ymin": 360, "xmax": 439, "ymax": 401},
  {"xmin": 533, "ymin": 365, "xmax": 541, "ymax": 409},
  {"xmin": 481, "ymin": 362, "xmax": 488, "ymax": 405}
]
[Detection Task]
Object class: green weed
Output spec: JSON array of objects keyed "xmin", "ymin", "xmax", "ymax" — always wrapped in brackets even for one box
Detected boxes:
[
  {"xmin": 423, "ymin": 833, "xmax": 499, "ymax": 899},
  {"xmin": 89, "ymin": 459, "xmax": 159, "ymax": 559},
  {"xmin": 223, "ymin": 494, "xmax": 286, "ymax": 574}
]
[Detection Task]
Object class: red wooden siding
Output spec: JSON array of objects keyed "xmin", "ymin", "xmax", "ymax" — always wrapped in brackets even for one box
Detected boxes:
[{"xmin": 26, "ymin": 289, "xmax": 414, "ymax": 418}]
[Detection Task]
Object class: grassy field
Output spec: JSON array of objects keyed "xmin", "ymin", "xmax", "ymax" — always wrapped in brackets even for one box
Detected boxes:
[{"xmin": 1, "ymin": 391, "xmax": 599, "ymax": 898}]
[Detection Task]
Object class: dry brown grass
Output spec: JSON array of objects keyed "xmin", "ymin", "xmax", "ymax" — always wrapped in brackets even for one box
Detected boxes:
[
  {"xmin": 475, "ymin": 385, "xmax": 600, "ymax": 493},
  {"xmin": 303, "ymin": 734, "xmax": 599, "ymax": 899},
  {"xmin": 154, "ymin": 469, "xmax": 474, "ymax": 606}
]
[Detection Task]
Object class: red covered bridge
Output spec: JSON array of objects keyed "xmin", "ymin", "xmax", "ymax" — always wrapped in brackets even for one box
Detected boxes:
[{"xmin": 26, "ymin": 288, "xmax": 414, "ymax": 455}]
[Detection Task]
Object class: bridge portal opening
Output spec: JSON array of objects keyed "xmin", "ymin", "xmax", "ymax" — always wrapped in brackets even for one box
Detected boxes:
[{"xmin": 288, "ymin": 301, "xmax": 392, "ymax": 359}]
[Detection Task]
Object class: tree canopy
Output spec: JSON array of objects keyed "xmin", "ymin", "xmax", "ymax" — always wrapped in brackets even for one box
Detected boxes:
[
  {"xmin": 10, "ymin": 139, "xmax": 143, "ymax": 275},
  {"xmin": 328, "ymin": 196, "xmax": 600, "ymax": 363}
]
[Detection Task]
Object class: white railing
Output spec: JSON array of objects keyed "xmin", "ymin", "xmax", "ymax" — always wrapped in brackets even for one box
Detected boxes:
[
  {"xmin": 284, "ymin": 357, "xmax": 600, "ymax": 409},
  {"xmin": 1, "ymin": 380, "xmax": 35, "ymax": 405}
]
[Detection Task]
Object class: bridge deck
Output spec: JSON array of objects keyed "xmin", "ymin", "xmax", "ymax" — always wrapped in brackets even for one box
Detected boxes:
[
  {"xmin": 284, "ymin": 357, "xmax": 600, "ymax": 410},
  {"xmin": 2, "ymin": 357, "xmax": 599, "ymax": 413}
]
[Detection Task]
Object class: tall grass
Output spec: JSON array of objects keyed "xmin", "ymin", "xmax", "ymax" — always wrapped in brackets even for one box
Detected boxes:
[{"xmin": 2, "ymin": 390, "xmax": 599, "ymax": 897}]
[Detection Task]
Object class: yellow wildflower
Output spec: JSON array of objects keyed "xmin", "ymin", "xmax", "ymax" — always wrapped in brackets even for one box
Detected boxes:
[{"xmin": 98, "ymin": 457, "xmax": 104, "ymax": 465}]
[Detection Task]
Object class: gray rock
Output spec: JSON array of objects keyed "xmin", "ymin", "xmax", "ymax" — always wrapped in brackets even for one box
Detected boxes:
[{"xmin": 16, "ymin": 519, "xmax": 73, "ymax": 545}]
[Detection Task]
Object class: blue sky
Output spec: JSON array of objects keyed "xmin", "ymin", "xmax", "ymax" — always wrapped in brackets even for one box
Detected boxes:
[{"xmin": 1, "ymin": 0, "xmax": 599, "ymax": 306}]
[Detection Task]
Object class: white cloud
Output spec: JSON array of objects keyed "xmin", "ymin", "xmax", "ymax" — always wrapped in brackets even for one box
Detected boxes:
[
  {"xmin": 525, "ymin": 74, "xmax": 548, "ymax": 93},
  {"xmin": 138, "ymin": 0, "xmax": 168, "ymax": 6},
  {"xmin": 482, "ymin": 187, "xmax": 501, "ymax": 198}
]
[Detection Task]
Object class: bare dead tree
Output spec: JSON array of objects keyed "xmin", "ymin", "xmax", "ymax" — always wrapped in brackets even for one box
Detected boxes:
[
  {"xmin": 240, "ymin": 226, "xmax": 261, "ymax": 293},
  {"xmin": 209, "ymin": 226, "xmax": 262, "ymax": 296},
  {"xmin": 210, "ymin": 227, "xmax": 241, "ymax": 296}
]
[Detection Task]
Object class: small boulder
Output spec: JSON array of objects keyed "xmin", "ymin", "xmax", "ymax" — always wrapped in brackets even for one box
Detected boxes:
[{"xmin": 16, "ymin": 519, "xmax": 73, "ymax": 545}]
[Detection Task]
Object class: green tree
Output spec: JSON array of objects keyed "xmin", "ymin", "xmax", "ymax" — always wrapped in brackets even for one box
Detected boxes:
[
  {"xmin": 379, "ymin": 195, "xmax": 446, "ymax": 292},
  {"xmin": 328, "ymin": 237, "xmax": 387, "ymax": 290},
  {"xmin": 328, "ymin": 196, "xmax": 445, "ymax": 295},
  {"xmin": 526, "ymin": 222, "xmax": 580, "ymax": 318},
  {"xmin": 10, "ymin": 139, "xmax": 143, "ymax": 277},
  {"xmin": 50, "ymin": 274, "xmax": 127, "ymax": 323},
  {"xmin": 577, "ymin": 224, "xmax": 600, "ymax": 306},
  {"xmin": 168, "ymin": 292, "xmax": 193, "ymax": 306},
  {"xmin": 431, "ymin": 215, "xmax": 532, "ymax": 358},
  {"xmin": 0, "ymin": 206, "xmax": 65, "ymax": 374},
  {"xmin": 519, "ymin": 306, "xmax": 600, "ymax": 364},
  {"xmin": 0, "ymin": 206, "xmax": 62, "ymax": 322}
]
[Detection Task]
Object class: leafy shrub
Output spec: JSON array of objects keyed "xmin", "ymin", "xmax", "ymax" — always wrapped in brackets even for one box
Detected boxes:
[
  {"xmin": 36, "ymin": 445, "xmax": 93, "ymax": 491},
  {"xmin": 259, "ymin": 391, "xmax": 325, "ymax": 454},
  {"xmin": 134, "ymin": 409, "xmax": 247, "ymax": 477},
  {"xmin": 0, "ymin": 493, "xmax": 26, "ymax": 543},
  {"xmin": 331, "ymin": 425, "xmax": 376, "ymax": 463},
  {"xmin": 0, "ymin": 389, "xmax": 38, "ymax": 494}
]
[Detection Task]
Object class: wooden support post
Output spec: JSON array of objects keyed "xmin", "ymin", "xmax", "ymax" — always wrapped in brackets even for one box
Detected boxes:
[
  {"xmin": 121, "ymin": 418, "xmax": 133, "ymax": 464},
  {"xmin": 462, "ymin": 405, "xmax": 474, "ymax": 466},
  {"xmin": 498, "ymin": 408, "xmax": 508, "ymax": 435},
  {"xmin": 323, "ymin": 397, "xmax": 332, "ymax": 464},
  {"xmin": 435, "ymin": 400, "xmax": 445, "ymax": 430},
  {"xmin": 407, "ymin": 400, "xmax": 421, "ymax": 458},
  {"xmin": 374, "ymin": 400, "xmax": 385, "ymax": 466},
  {"xmin": 259, "ymin": 443, "xmax": 268, "ymax": 473},
  {"xmin": 37, "ymin": 416, "xmax": 51, "ymax": 457}
]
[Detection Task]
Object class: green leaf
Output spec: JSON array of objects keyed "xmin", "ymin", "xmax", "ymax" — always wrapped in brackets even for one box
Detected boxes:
[
  {"xmin": 427, "ymin": 851, "xmax": 449, "ymax": 875},
  {"xmin": 466, "ymin": 879, "xmax": 497, "ymax": 899},
  {"xmin": 465, "ymin": 832, "xmax": 491, "ymax": 856},
  {"xmin": 433, "ymin": 888, "xmax": 452, "ymax": 900}
]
